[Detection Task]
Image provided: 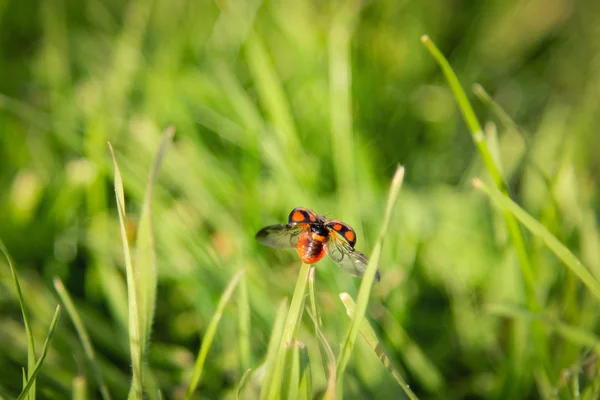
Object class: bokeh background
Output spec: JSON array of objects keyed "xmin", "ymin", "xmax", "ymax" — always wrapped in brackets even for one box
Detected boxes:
[{"xmin": 1, "ymin": 0, "xmax": 600, "ymax": 398}]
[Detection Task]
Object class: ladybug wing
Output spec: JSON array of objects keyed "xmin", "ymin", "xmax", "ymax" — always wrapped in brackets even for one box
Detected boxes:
[
  {"xmin": 326, "ymin": 234, "xmax": 380, "ymax": 282},
  {"xmin": 255, "ymin": 224, "xmax": 304, "ymax": 249}
]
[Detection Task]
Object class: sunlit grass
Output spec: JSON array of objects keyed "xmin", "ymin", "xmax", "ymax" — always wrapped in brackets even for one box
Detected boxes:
[{"xmin": 1, "ymin": 1, "xmax": 599, "ymax": 399}]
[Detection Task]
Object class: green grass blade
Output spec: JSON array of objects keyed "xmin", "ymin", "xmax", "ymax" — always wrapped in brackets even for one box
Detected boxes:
[
  {"xmin": 280, "ymin": 341, "xmax": 302, "ymax": 400},
  {"xmin": 108, "ymin": 143, "xmax": 143, "ymax": 400},
  {"xmin": 307, "ymin": 267, "xmax": 335, "ymax": 377},
  {"xmin": 473, "ymin": 178, "xmax": 600, "ymax": 301},
  {"xmin": 420, "ymin": 35, "xmax": 537, "ymax": 301},
  {"xmin": 236, "ymin": 368, "xmax": 252, "ymax": 400},
  {"xmin": 297, "ymin": 344, "xmax": 312, "ymax": 400},
  {"xmin": 280, "ymin": 262, "xmax": 311, "ymax": 348},
  {"xmin": 340, "ymin": 293, "xmax": 419, "ymax": 400},
  {"xmin": 53, "ymin": 277, "xmax": 112, "ymax": 400},
  {"xmin": 0, "ymin": 239, "xmax": 37, "ymax": 400},
  {"xmin": 472, "ymin": 83, "xmax": 523, "ymax": 136},
  {"xmin": 336, "ymin": 165, "xmax": 405, "ymax": 397},
  {"xmin": 184, "ymin": 269, "xmax": 245, "ymax": 399},
  {"xmin": 72, "ymin": 376, "xmax": 87, "ymax": 400},
  {"xmin": 238, "ymin": 272, "xmax": 251, "ymax": 371},
  {"xmin": 135, "ymin": 126, "xmax": 174, "ymax": 351},
  {"xmin": 259, "ymin": 298, "xmax": 289, "ymax": 400},
  {"xmin": 266, "ymin": 262, "xmax": 311, "ymax": 400},
  {"xmin": 17, "ymin": 305, "xmax": 61, "ymax": 400},
  {"xmin": 421, "ymin": 35, "xmax": 551, "ymax": 394}
]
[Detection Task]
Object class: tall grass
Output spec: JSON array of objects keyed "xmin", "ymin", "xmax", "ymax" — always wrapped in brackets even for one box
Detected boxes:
[{"xmin": 1, "ymin": 1, "xmax": 599, "ymax": 399}]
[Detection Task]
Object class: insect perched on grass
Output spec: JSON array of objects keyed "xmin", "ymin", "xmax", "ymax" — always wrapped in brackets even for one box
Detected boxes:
[{"xmin": 256, "ymin": 207, "xmax": 380, "ymax": 281}]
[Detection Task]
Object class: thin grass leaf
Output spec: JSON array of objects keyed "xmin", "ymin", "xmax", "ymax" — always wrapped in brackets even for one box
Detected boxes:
[
  {"xmin": 238, "ymin": 272, "xmax": 251, "ymax": 371},
  {"xmin": 108, "ymin": 142, "xmax": 143, "ymax": 400},
  {"xmin": 420, "ymin": 35, "xmax": 538, "ymax": 306},
  {"xmin": 53, "ymin": 277, "xmax": 112, "ymax": 400},
  {"xmin": 307, "ymin": 268, "xmax": 333, "ymax": 376},
  {"xmin": 236, "ymin": 368, "xmax": 252, "ymax": 400},
  {"xmin": 340, "ymin": 293, "xmax": 419, "ymax": 400},
  {"xmin": 297, "ymin": 344, "xmax": 312, "ymax": 400},
  {"xmin": 473, "ymin": 178, "xmax": 600, "ymax": 301},
  {"xmin": 17, "ymin": 305, "xmax": 61, "ymax": 400},
  {"xmin": 0, "ymin": 239, "xmax": 37, "ymax": 400},
  {"xmin": 421, "ymin": 35, "xmax": 552, "ymax": 394},
  {"xmin": 472, "ymin": 83, "xmax": 523, "ymax": 136},
  {"xmin": 267, "ymin": 262, "xmax": 311, "ymax": 400},
  {"xmin": 72, "ymin": 376, "xmax": 87, "ymax": 400},
  {"xmin": 135, "ymin": 126, "xmax": 174, "ymax": 351},
  {"xmin": 281, "ymin": 340, "xmax": 302, "ymax": 400},
  {"xmin": 259, "ymin": 298, "xmax": 289, "ymax": 400},
  {"xmin": 336, "ymin": 165, "xmax": 405, "ymax": 397},
  {"xmin": 184, "ymin": 269, "xmax": 245, "ymax": 399}
]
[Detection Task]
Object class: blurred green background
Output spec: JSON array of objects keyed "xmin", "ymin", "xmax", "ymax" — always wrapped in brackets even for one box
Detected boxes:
[{"xmin": 1, "ymin": 0, "xmax": 600, "ymax": 398}]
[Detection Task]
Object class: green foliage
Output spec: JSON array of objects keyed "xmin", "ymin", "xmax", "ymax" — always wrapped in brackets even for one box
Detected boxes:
[{"xmin": 1, "ymin": 0, "xmax": 600, "ymax": 399}]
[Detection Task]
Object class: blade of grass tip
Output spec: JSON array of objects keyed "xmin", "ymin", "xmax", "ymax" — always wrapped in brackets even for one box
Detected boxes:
[
  {"xmin": 108, "ymin": 142, "xmax": 143, "ymax": 400},
  {"xmin": 340, "ymin": 293, "xmax": 419, "ymax": 400},
  {"xmin": 336, "ymin": 165, "xmax": 405, "ymax": 397},
  {"xmin": 298, "ymin": 343, "xmax": 312, "ymax": 400},
  {"xmin": 281, "ymin": 340, "xmax": 302, "ymax": 400},
  {"xmin": 0, "ymin": 238, "xmax": 37, "ymax": 400},
  {"xmin": 259, "ymin": 298, "xmax": 289, "ymax": 400},
  {"xmin": 184, "ymin": 269, "xmax": 245, "ymax": 399},
  {"xmin": 53, "ymin": 277, "xmax": 112, "ymax": 400},
  {"xmin": 17, "ymin": 305, "xmax": 61, "ymax": 400},
  {"xmin": 473, "ymin": 178, "xmax": 600, "ymax": 301},
  {"xmin": 267, "ymin": 262, "xmax": 311, "ymax": 399},
  {"xmin": 236, "ymin": 368, "xmax": 252, "ymax": 400},
  {"xmin": 72, "ymin": 376, "xmax": 87, "ymax": 400},
  {"xmin": 1, "ymin": 239, "xmax": 37, "ymax": 399},
  {"xmin": 472, "ymin": 84, "xmax": 523, "ymax": 136},
  {"xmin": 135, "ymin": 126, "xmax": 174, "ymax": 352}
]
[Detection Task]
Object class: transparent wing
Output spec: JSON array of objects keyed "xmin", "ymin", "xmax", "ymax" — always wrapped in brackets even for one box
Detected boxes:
[
  {"xmin": 326, "ymin": 235, "xmax": 380, "ymax": 282},
  {"xmin": 255, "ymin": 224, "xmax": 303, "ymax": 249}
]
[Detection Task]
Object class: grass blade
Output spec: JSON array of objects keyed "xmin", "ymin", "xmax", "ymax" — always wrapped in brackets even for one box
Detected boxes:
[
  {"xmin": 108, "ymin": 143, "xmax": 143, "ymax": 400},
  {"xmin": 267, "ymin": 262, "xmax": 311, "ymax": 400},
  {"xmin": 421, "ymin": 35, "xmax": 551, "ymax": 394},
  {"xmin": 420, "ymin": 34, "xmax": 538, "ymax": 303},
  {"xmin": 259, "ymin": 298, "xmax": 289, "ymax": 400},
  {"xmin": 184, "ymin": 269, "xmax": 245, "ymax": 399},
  {"xmin": 53, "ymin": 277, "xmax": 112, "ymax": 400},
  {"xmin": 238, "ymin": 272, "xmax": 251, "ymax": 371},
  {"xmin": 72, "ymin": 376, "xmax": 87, "ymax": 400},
  {"xmin": 336, "ymin": 165, "xmax": 405, "ymax": 397},
  {"xmin": 473, "ymin": 178, "xmax": 600, "ymax": 301},
  {"xmin": 307, "ymin": 268, "xmax": 335, "ymax": 376},
  {"xmin": 340, "ymin": 293, "xmax": 419, "ymax": 400},
  {"xmin": 135, "ymin": 126, "xmax": 174, "ymax": 351},
  {"xmin": 0, "ymin": 239, "xmax": 37, "ymax": 400},
  {"xmin": 236, "ymin": 368, "xmax": 252, "ymax": 400},
  {"xmin": 280, "ymin": 340, "xmax": 302, "ymax": 400},
  {"xmin": 297, "ymin": 344, "xmax": 312, "ymax": 400},
  {"xmin": 17, "ymin": 305, "xmax": 61, "ymax": 400}
]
